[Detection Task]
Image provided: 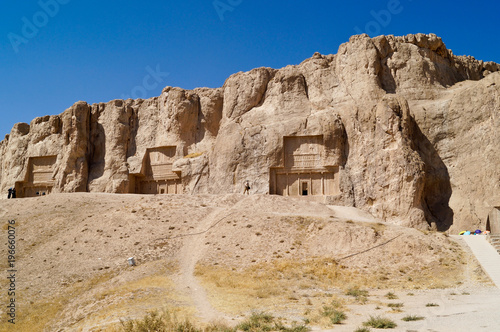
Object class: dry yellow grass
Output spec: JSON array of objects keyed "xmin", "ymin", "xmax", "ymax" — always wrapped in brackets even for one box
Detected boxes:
[
  {"xmin": 1, "ymin": 261, "xmax": 183, "ymax": 332},
  {"xmin": 195, "ymin": 253, "xmax": 473, "ymax": 316},
  {"xmin": 70, "ymin": 262, "xmax": 189, "ymax": 332},
  {"xmin": 2, "ymin": 271, "xmax": 117, "ymax": 332},
  {"xmin": 303, "ymin": 297, "xmax": 348, "ymax": 327},
  {"xmin": 195, "ymin": 257, "xmax": 353, "ymax": 315},
  {"xmin": 74, "ymin": 275, "xmax": 185, "ymax": 331}
]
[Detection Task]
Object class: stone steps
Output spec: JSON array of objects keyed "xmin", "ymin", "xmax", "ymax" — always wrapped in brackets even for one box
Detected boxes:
[
  {"xmin": 488, "ymin": 235, "xmax": 500, "ymax": 255},
  {"xmin": 454, "ymin": 235, "xmax": 500, "ymax": 288}
]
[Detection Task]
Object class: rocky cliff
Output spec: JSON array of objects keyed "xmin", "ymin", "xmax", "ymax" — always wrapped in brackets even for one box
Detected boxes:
[{"xmin": 1, "ymin": 33, "xmax": 499, "ymax": 232}]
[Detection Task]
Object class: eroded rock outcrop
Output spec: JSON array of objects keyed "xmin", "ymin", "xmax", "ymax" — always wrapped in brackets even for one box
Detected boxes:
[{"xmin": 1, "ymin": 33, "xmax": 499, "ymax": 232}]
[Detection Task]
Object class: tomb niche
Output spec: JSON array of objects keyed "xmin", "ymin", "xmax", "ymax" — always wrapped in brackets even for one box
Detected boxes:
[
  {"xmin": 16, "ymin": 156, "xmax": 57, "ymax": 197},
  {"xmin": 270, "ymin": 136, "xmax": 340, "ymax": 198},
  {"xmin": 130, "ymin": 147, "xmax": 183, "ymax": 195}
]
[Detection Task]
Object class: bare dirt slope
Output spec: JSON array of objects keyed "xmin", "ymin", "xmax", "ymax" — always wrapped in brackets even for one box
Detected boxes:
[{"xmin": 0, "ymin": 193, "xmax": 494, "ymax": 331}]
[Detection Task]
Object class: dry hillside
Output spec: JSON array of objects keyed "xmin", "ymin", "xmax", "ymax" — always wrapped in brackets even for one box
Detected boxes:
[{"xmin": 0, "ymin": 193, "xmax": 492, "ymax": 331}]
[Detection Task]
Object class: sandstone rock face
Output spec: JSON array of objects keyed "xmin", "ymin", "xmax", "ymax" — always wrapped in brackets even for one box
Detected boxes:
[{"xmin": 1, "ymin": 33, "xmax": 499, "ymax": 232}]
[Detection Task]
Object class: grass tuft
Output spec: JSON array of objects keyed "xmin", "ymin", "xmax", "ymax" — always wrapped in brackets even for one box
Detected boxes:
[
  {"xmin": 363, "ymin": 316, "xmax": 397, "ymax": 329},
  {"xmin": 304, "ymin": 299, "xmax": 346, "ymax": 327},
  {"xmin": 346, "ymin": 287, "xmax": 369, "ymax": 298},
  {"xmin": 329, "ymin": 310, "xmax": 347, "ymax": 325},
  {"xmin": 401, "ymin": 315, "xmax": 424, "ymax": 322},
  {"xmin": 236, "ymin": 312, "xmax": 309, "ymax": 332},
  {"xmin": 121, "ymin": 309, "xmax": 309, "ymax": 332},
  {"xmin": 120, "ymin": 309, "xmax": 202, "ymax": 332},
  {"xmin": 346, "ymin": 287, "xmax": 369, "ymax": 303},
  {"xmin": 385, "ymin": 292, "xmax": 398, "ymax": 299},
  {"xmin": 354, "ymin": 328, "xmax": 371, "ymax": 332},
  {"xmin": 237, "ymin": 312, "xmax": 273, "ymax": 331}
]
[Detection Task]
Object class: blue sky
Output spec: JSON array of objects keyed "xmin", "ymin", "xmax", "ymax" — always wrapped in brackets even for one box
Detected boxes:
[{"xmin": 1, "ymin": 0, "xmax": 499, "ymax": 137}]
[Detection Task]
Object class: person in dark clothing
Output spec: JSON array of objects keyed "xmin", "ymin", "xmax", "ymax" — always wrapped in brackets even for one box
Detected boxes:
[
  {"xmin": 11, "ymin": 188, "xmax": 16, "ymax": 199},
  {"xmin": 243, "ymin": 180, "xmax": 251, "ymax": 195},
  {"xmin": 7, "ymin": 188, "xmax": 12, "ymax": 199}
]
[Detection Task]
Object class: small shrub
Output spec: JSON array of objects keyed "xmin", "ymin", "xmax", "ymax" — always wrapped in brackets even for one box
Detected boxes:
[
  {"xmin": 385, "ymin": 292, "xmax": 398, "ymax": 299},
  {"xmin": 120, "ymin": 309, "xmax": 206, "ymax": 332},
  {"xmin": 321, "ymin": 306, "xmax": 333, "ymax": 317},
  {"xmin": 346, "ymin": 287, "xmax": 369, "ymax": 298},
  {"xmin": 363, "ymin": 316, "xmax": 397, "ymax": 329},
  {"xmin": 121, "ymin": 311, "xmax": 164, "ymax": 332},
  {"xmin": 205, "ymin": 322, "xmax": 236, "ymax": 332},
  {"xmin": 286, "ymin": 325, "xmax": 310, "ymax": 332},
  {"xmin": 354, "ymin": 328, "xmax": 371, "ymax": 332},
  {"xmin": 307, "ymin": 300, "xmax": 346, "ymax": 327},
  {"xmin": 426, "ymin": 303, "xmax": 439, "ymax": 307},
  {"xmin": 236, "ymin": 312, "xmax": 309, "ymax": 332},
  {"xmin": 401, "ymin": 315, "xmax": 424, "ymax": 322},
  {"xmin": 237, "ymin": 312, "xmax": 273, "ymax": 331},
  {"xmin": 320, "ymin": 303, "xmax": 342, "ymax": 317},
  {"xmin": 346, "ymin": 287, "xmax": 369, "ymax": 303},
  {"xmin": 387, "ymin": 303, "xmax": 404, "ymax": 308},
  {"xmin": 357, "ymin": 296, "xmax": 369, "ymax": 304},
  {"xmin": 330, "ymin": 310, "xmax": 346, "ymax": 324}
]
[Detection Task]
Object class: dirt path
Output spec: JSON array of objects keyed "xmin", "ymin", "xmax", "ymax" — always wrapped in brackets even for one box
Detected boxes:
[{"xmin": 172, "ymin": 207, "xmax": 232, "ymax": 323}]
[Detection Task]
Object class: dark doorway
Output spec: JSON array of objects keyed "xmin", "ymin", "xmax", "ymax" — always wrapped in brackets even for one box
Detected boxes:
[{"xmin": 301, "ymin": 181, "xmax": 308, "ymax": 196}]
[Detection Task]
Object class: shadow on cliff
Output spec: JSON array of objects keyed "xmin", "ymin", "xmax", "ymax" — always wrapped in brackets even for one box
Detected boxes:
[
  {"xmin": 88, "ymin": 123, "xmax": 106, "ymax": 182},
  {"xmin": 194, "ymin": 103, "xmax": 206, "ymax": 146},
  {"xmin": 378, "ymin": 57, "xmax": 397, "ymax": 94},
  {"xmin": 411, "ymin": 123, "xmax": 454, "ymax": 231},
  {"xmin": 127, "ymin": 107, "xmax": 138, "ymax": 159}
]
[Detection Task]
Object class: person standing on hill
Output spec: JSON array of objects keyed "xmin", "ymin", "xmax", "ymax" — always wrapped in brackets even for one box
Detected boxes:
[
  {"xmin": 7, "ymin": 188, "xmax": 12, "ymax": 199},
  {"xmin": 243, "ymin": 180, "xmax": 251, "ymax": 195}
]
